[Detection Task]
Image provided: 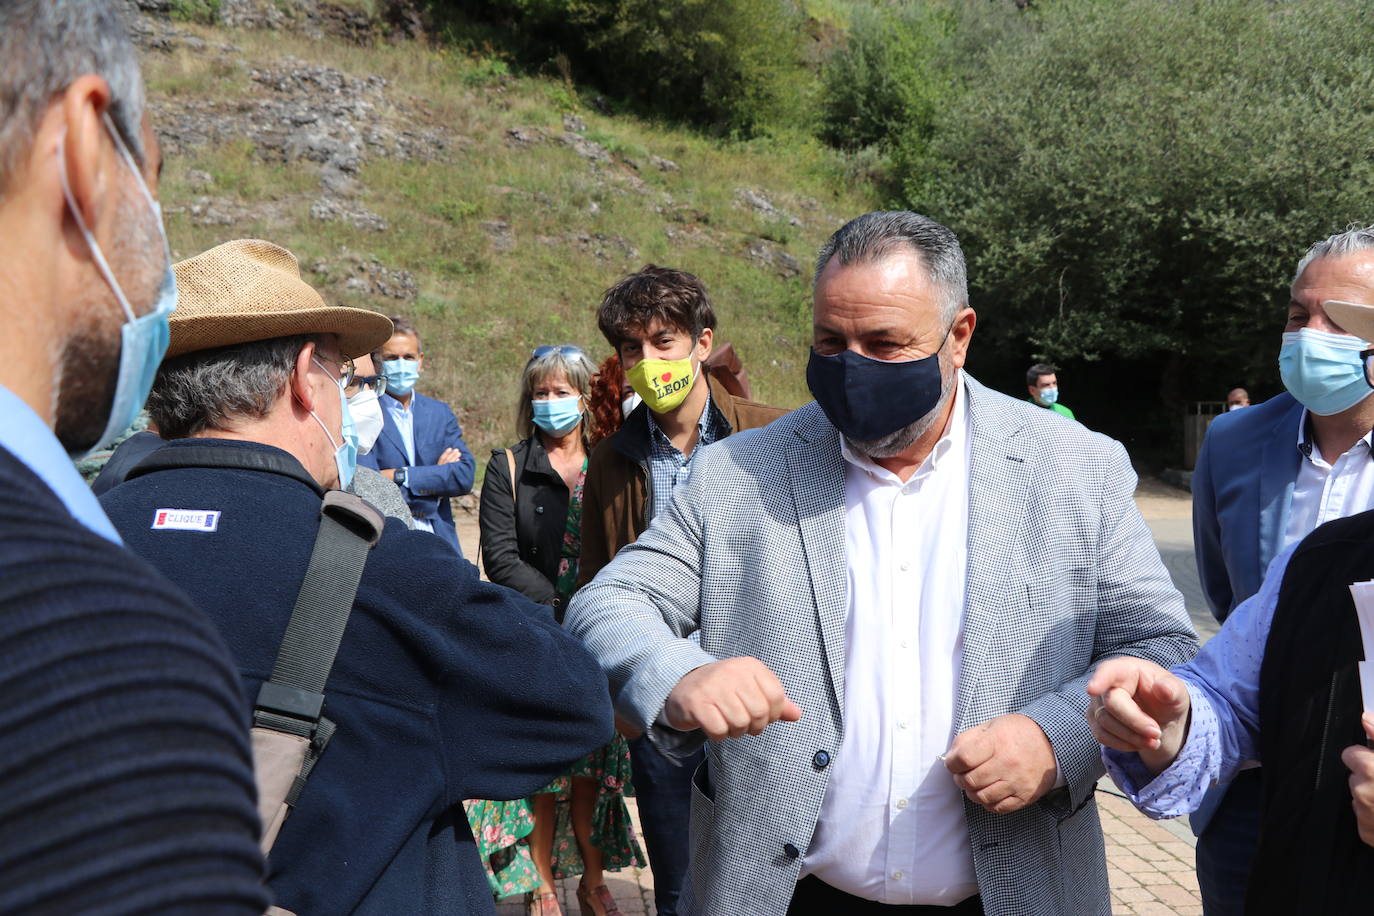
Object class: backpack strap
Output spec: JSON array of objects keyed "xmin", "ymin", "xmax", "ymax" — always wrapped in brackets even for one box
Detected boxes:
[{"xmin": 253, "ymin": 490, "xmax": 383, "ymax": 850}]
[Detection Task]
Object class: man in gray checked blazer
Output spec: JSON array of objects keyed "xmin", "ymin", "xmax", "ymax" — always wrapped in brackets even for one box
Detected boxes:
[{"xmin": 567, "ymin": 211, "xmax": 1198, "ymax": 916}]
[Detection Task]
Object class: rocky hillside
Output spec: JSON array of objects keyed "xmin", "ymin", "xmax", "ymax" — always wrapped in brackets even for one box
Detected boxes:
[{"xmin": 128, "ymin": 0, "xmax": 875, "ymax": 467}]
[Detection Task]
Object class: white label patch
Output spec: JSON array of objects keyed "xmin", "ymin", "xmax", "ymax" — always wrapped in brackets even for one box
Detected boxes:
[{"xmin": 151, "ymin": 508, "xmax": 221, "ymax": 532}]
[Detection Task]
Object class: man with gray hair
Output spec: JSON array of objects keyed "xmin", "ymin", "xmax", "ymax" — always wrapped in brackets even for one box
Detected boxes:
[
  {"xmin": 1189, "ymin": 223, "xmax": 1374, "ymax": 914},
  {"xmin": 0, "ymin": 2, "xmax": 268, "ymax": 911},
  {"xmin": 99, "ymin": 238, "xmax": 612, "ymax": 915},
  {"xmin": 567, "ymin": 210, "xmax": 1197, "ymax": 915}
]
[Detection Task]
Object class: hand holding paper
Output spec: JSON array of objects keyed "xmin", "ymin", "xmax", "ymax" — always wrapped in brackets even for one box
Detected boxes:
[{"xmin": 1340, "ymin": 713, "xmax": 1374, "ymax": 848}]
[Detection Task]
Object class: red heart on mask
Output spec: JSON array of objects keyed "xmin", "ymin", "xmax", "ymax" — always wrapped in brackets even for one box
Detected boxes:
[{"xmin": 661, "ymin": 372, "xmax": 672, "ymax": 383}]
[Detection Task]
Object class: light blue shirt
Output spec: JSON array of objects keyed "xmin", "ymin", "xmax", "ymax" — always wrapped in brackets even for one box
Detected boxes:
[
  {"xmin": 1103, "ymin": 545, "xmax": 1295, "ymax": 816},
  {"xmin": 0, "ymin": 385, "xmax": 121, "ymax": 543},
  {"xmin": 381, "ymin": 393, "xmax": 433, "ymax": 534}
]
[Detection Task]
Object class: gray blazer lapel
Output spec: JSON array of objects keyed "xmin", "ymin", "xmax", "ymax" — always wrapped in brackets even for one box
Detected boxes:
[
  {"xmin": 785, "ymin": 405, "xmax": 849, "ymax": 712},
  {"xmin": 1257, "ymin": 402, "xmax": 1303, "ymax": 572},
  {"xmin": 957, "ymin": 380, "xmax": 1032, "ymax": 727}
]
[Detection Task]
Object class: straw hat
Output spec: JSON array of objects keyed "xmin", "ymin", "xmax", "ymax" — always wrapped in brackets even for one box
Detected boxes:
[
  {"xmin": 1324, "ymin": 299, "xmax": 1374, "ymax": 345},
  {"xmin": 168, "ymin": 239, "xmax": 394, "ymax": 359}
]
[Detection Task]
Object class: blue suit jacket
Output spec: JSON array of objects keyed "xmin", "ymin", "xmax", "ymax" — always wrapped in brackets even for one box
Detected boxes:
[
  {"xmin": 1192, "ymin": 392, "xmax": 1304, "ymax": 624},
  {"xmin": 360, "ymin": 391, "xmax": 476, "ymax": 555},
  {"xmin": 1189, "ymin": 391, "xmax": 1303, "ymax": 835}
]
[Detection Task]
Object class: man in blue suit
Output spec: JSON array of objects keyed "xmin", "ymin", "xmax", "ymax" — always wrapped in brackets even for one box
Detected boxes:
[
  {"xmin": 1191, "ymin": 225, "xmax": 1374, "ymax": 914},
  {"xmin": 361, "ymin": 316, "xmax": 476, "ymax": 555}
]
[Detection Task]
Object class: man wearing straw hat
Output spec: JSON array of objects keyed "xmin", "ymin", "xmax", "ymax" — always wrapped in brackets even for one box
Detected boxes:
[{"xmin": 100, "ymin": 238, "xmax": 614, "ymax": 916}]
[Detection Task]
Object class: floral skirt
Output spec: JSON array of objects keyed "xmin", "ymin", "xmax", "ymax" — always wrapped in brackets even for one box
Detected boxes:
[{"xmin": 464, "ymin": 733, "xmax": 643, "ymax": 899}]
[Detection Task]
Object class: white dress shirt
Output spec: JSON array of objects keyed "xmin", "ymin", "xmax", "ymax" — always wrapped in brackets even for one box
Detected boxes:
[
  {"xmin": 1282, "ymin": 410, "xmax": 1374, "ymax": 547},
  {"xmin": 801, "ymin": 373, "xmax": 978, "ymax": 905}
]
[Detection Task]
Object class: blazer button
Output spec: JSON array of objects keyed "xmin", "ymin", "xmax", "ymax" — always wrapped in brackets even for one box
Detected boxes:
[
  {"xmin": 812, "ymin": 750, "xmax": 830, "ymax": 769},
  {"xmin": 783, "ymin": 843, "xmax": 799, "ymax": 859},
  {"xmin": 535, "ymin": 505, "xmax": 545, "ymax": 514}
]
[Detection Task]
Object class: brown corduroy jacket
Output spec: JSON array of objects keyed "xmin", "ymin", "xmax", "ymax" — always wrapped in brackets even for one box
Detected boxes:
[{"xmin": 577, "ymin": 375, "xmax": 789, "ymax": 589}]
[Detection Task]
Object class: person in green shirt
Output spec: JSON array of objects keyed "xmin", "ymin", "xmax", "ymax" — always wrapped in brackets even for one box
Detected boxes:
[{"xmin": 1027, "ymin": 362, "xmax": 1076, "ymax": 419}]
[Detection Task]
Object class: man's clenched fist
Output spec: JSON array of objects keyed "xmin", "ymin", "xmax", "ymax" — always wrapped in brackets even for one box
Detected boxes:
[{"xmin": 663, "ymin": 657, "xmax": 802, "ymax": 741}]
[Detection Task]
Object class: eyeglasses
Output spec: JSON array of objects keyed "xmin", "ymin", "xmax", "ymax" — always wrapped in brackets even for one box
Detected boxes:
[
  {"xmin": 1362, "ymin": 349, "xmax": 1374, "ymax": 388},
  {"xmin": 346, "ymin": 375, "xmax": 386, "ymax": 397},
  {"xmin": 531, "ymin": 345, "xmax": 587, "ymax": 361},
  {"xmin": 314, "ymin": 354, "xmax": 357, "ymax": 388}
]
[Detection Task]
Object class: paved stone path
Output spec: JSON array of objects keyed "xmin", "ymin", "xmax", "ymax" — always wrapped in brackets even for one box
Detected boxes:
[{"xmin": 475, "ymin": 477, "xmax": 1210, "ymax": 915}]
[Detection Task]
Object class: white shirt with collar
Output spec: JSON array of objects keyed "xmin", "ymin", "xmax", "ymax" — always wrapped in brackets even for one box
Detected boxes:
[
  {"xmin": 801, "ymin": 372, "xmax": 978, "ymax": 905},
  {"xmin": 1283, "ymin": 408, "xmax": 1374, "ymax": 547}
]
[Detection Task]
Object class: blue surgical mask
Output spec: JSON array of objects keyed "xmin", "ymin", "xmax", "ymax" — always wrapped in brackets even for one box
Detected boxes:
[
  {"xmin": 308, "ymin": 358, "xmax": 358, "ymax": 489},
  {"xmin": 532, "ymin": 394, "xmax": 583, "ymax": 436},
  {"xmin": 1038, "ymin": 386, "xmax": 1059, "ymax": 406},
  {"xmin": 57, "ymin": 114, "xmax": 178, "ymax": 459},
  {"xmin": 806, "ymin": 344, "xmax": 946, "ymax": 443},
  {"xmin": 1279, "ymin": 328, "xmax": 1373, "ymax": 416},
  {"xmin": 382, "ymin": 358, "xmax": 420, "ymax": 397}
]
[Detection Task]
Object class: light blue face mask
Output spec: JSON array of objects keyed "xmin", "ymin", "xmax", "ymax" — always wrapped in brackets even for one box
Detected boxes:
[
  {"xmin": 1278, "ymin": 327, "xmax": 1374, "ymax": 416},
  {"xmin": 308, "ymin": 358, "xmax": 358, "ymax": 489},
  {"xmin": 1038, "ymin": 386, "xmax": 1059, "ymax": 406},
  {"xmin": 382, "ymin": 358, "xmax": 420, "ymax": 397},
  {"xmin": 57, "ymin": 114, "xmax": 177, "ymax": 459},
  {"xmin": 531, "ymin": 394, "xmax": 583, "ymax": 436}
]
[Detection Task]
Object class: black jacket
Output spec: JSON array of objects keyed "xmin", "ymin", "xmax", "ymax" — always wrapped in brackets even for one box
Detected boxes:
[
  {"xmin": 1250, "ymin": 509, "xmax": 1374, "ymax": 914},
  {"xmin": 479, "ymin": 434, "xmax": 574, "ymax": 616},
  {"xmin": 101, "ymin": 438, "xmax": 612, "ymax": 916}
]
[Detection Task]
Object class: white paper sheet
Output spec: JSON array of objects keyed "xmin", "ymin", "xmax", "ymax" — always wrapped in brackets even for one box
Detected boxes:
[{"xmin": 1346, "ymin": 581, "xmax": 1374, "ymax": 714}]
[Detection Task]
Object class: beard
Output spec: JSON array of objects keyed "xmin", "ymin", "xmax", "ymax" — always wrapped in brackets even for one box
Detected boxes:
[
  {"xmin": 846, "ymin": 351, "xmax": 956, "ymax": 460},
  {"xmin": 54, "ymin": 180, "xmax": 165, "ymax": 455}
]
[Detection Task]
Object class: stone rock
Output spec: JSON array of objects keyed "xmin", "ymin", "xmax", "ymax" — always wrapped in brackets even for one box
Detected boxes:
[
  {"xmin": 310, "ymin": 197, "xmax": 388, "ymax": 232},
  {"xmin": 648, "ymin": 155, "xmax": 681, "ymax": 173},
  {"xmin": 218, "ymin": 0, "xmax": 289, "ymax": 30},
  {"xmin": 590, "ymin": 96, "xmax": 613, "ymax": 115},
  {"xmin": 480, "ymin": 220, "xmax": 516, "ymax": 252},
  {"xmin": 744, "ymin": 240, "xmax": 802, "ymax": 278},
  {"xmin": 561, "ymin": 131, "xmax": 610, "ymax": 163},
  {"xmin": 506, "ymin": 127, "xmax": 545, "ymax": 147},
  {"xmin": 319, "ymin": 165, "xmax": 361, "ymax": 197},
  {"xmin": 735, "ymin": 187, "xmax": 801, "ymax": 227},
  {"xmin": 185, "ymin": 169, "xmax": 215, "ymax": 191},
  {"xmin": 154, "ymin": 56, "xmax": 450, "ymax": 177},
  {"xmin": 313, "ymin": 252, "xmax": 418, "ymax": 300},
  {"xmin": 562, "ymin": 113, "xmax": 588, "ymax": 133},
  {"xmin": 539, "ymin": 232, "xmax": 638, "ymax": 263}
]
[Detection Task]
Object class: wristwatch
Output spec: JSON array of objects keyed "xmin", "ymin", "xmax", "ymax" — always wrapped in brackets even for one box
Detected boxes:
[{"xmin": 393, "ymin": 467, "xmax": 408, "ymax": 488}]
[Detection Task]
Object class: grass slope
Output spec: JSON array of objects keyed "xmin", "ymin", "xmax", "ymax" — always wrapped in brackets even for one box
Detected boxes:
[{"xmin": 143, "ymin": 23, "xmax": 876, "ymax": 470}]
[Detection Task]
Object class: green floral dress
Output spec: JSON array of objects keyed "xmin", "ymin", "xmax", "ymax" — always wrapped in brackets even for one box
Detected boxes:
[{"xmin": 464, "ymin": 459, "xmax": 644, "ymax": 899}]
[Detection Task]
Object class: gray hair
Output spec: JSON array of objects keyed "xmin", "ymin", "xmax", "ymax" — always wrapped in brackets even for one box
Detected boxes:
[
  {"xmin": 516, "ymin": 346, "xmax": 597, "ymax": 447},
  {"xmin": 815, "ymin": 211, "xmax": 969, "ymax": 324},
  {"xmin": 0, "ymin": 0, "xmax": 146, "ymax": 194},
  {"xmin": 1293, "ymin": 223, "xmax": 1374, "ymax": 285},
  {"xmin": 148, "ymin": 335, "xmax": 320, "ymax": 440}
]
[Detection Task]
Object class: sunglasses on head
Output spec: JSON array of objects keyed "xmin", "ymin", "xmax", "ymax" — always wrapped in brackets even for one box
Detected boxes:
[{"xmin": 531, "ymin": 345, "xmax": 586, "ymax": 360}]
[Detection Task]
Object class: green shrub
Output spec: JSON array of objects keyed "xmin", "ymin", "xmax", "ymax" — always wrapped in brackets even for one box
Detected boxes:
[
  {"xmin": 454, "ymin": 0, "xmax": 811, "ymax": 136},
  {"xmin": 818, "ymin": 4, "xmax": 954, "ymax": 152},
  {"xmin": 168, "ymin": 0, "xmax": 220, "ymax": 24}
]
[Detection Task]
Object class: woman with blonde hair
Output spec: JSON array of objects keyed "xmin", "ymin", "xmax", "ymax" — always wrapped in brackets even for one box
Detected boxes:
[{"xmin": 472, "ymin": 345, "xmax": 642, "ymax": 916}]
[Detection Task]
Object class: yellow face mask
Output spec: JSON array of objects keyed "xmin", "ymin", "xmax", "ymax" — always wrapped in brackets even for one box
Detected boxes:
[{"xmin": 626, "ymin": 357, "xmax": 699, "ymax": 414}]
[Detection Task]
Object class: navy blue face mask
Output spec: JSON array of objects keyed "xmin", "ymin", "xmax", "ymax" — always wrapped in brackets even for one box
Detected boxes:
[{"xmin": 806, "ymin": 334, "xmax": 948, "ymax": 442}]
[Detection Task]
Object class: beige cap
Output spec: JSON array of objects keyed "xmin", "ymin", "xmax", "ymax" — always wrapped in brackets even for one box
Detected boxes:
[
  {"xmin": 1323, "ymin": 299, "xmax": 1374, "ymax": 344},
  {"xmin": 168, "ymin": 239, "xmax": 393, "ymax": 359}
]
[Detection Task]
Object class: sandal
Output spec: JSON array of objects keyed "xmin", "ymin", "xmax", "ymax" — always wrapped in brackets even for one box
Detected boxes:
[
  {"xmin": 528, "ymin": 890, "xmax": 563, "ymax": 916},
  {"xmin": 575, "ymin": 883, "xmax": 623, "ymax": 916}
]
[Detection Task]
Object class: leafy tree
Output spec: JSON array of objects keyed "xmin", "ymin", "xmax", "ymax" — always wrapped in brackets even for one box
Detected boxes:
[
  {"xmin": 818, "ymin": 3, "xmax": 954, "ymax": 152},
  {"xmin": 459, "ymin": 0, "xmax": 810, "ymax": 135},
  {"xmin": 900, "ymin": 0, "xmax": 1374, "ymax": 454}
]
